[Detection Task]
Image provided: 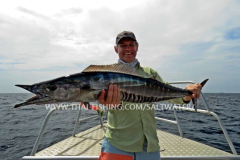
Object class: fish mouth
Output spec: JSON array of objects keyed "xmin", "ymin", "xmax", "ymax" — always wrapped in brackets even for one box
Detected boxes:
[
  {"xmin": 16, "ymin": 84, "xmax": 46, "ymax": 97},
  {"xmin": 15, "ymin": 84, "xmax": 60, "ymax": 108},
  {"xmin": 16, "ymin": 84, "xmax": 32, "ymax": 92},
  {"xmin": 14, "ymin": 94, "xmax": 55, "ymax": 108}
]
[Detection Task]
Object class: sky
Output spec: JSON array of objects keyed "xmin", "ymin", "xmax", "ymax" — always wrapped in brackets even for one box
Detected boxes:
[{"xmin": 0, "ymin": 0, "xmax": 240, "ymax": 93}]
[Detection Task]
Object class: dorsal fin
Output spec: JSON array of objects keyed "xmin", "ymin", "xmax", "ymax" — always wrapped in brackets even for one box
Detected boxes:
[{"xmin": 82, "ymin": 63, "xmax": 143, "ymax": 77}]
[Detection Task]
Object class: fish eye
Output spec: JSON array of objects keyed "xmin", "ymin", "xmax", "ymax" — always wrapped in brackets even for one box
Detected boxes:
[{"xmin": 48, "ymin": 84, "xmax": 57, "ymax": 91}]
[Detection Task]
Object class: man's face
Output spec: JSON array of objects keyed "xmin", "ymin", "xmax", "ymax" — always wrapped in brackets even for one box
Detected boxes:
[{"xmin": 114, "ymin": 38, "xmax": 138, "ymax": 63}]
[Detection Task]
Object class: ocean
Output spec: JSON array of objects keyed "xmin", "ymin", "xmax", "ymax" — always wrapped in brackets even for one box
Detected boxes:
[{"xmin": 0, "ymin": 93, "xmax": 239, "ymax": 160}]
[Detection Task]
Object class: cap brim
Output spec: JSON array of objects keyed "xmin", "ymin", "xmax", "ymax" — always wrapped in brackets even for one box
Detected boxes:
[{"xmin": 116, "ymin": 36, "xmax": 136, "ymax": 44}]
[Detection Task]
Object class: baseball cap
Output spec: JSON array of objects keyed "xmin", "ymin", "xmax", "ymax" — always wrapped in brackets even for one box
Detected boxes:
[{"xmin": 116, "ymin": 31, "xmax": 137, "ymax": 44}]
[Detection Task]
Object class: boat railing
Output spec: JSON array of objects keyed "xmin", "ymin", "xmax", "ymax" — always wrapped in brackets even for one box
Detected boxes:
[
  {"xmin": 30, "ymin": 103, "xmax": 104, "ymax": 156},
  {"xmin": 155, "ymin": 81, "xmax": 238, "ymax": 155},
  {"xmin": 22, "ymin": 156, "xmax": 240, "ymax": 160},
  {"xmin": 27, "ymin": 81, "xmax": 238, "ymax": 158}
]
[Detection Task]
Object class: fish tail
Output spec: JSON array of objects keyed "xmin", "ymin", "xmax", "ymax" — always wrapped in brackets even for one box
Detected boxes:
[
  {"xmin": 200, "ymin": 79, "xmax": 209, "ymax": 88},
  {"xmin": 192, "ymin": 79, "xmax": 209, "ymax": 111}
]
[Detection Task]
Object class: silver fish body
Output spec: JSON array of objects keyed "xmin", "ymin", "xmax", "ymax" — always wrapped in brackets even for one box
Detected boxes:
[{"xmin": 15, "ymin": 64, "xmax": 208, "ymax": 110}]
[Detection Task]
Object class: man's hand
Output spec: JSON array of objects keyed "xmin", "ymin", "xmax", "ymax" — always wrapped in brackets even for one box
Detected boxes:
[
  {"xmin": 98, "ymin": 84, "xmax": 121, "ymax": 108},
  {"xmin": 183, "ymin": 83, "xmax": 202, "ymax": 101}
]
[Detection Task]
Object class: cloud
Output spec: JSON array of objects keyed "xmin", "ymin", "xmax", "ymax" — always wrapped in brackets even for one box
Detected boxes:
[
  {"xmin": 0, "ymin": 0, "xmax": 240, "ymax": 92},
  {"xmin": 76, "ymin": 0, "xmax": 235, "ymax": 63},
  {"xmin": 17, "ymin": 6, "xmax": 49, "ymax": 20},
  {"xmin": 61, "ymin": 7, "xmax": 83, "ymax": 15},
  {"xmin": 0, "ymin": 11, "xmax": 89, "ymax": 71}
]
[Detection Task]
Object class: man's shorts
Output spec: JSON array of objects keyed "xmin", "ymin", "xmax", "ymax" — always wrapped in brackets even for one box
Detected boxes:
[{"xmin": 98, "ymin": 138, "xmax": 161, "ymax": 160}]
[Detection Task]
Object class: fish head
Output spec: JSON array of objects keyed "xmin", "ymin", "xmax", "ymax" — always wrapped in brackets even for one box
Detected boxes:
[
  {"xmin": 37, "ymin": 83, "xmax": 80, "ymax": 101},
  {"xmin": 16, "ymin": 82, "xmax": 80, "ymax": 101}
]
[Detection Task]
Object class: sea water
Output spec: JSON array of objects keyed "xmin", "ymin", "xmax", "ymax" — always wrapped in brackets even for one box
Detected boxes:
[{"xmin": 0, "ymin": 93, "xmax": 239, "ymax": 159}]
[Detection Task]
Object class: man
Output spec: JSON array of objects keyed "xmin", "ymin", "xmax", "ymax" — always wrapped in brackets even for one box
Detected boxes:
[{"xmin": 98, "ymin": 31, "xmax": 202, "ymax": 160}]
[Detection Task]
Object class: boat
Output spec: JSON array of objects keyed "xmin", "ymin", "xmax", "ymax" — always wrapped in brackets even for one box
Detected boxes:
[{"xmin": 21, "ymin": 81, "xmax": 240, "ymax": 160}]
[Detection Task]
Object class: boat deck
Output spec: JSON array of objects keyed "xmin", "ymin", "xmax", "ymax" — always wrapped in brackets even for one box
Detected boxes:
[{"xmin": 35, "ymin": 124, "xmax": 234, "ymax": 157}]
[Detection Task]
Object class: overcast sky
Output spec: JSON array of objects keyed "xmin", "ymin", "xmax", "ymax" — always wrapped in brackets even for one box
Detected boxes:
[{"xmin": 0, "ymin": 0, "xmax": 240, "ymax": 93}]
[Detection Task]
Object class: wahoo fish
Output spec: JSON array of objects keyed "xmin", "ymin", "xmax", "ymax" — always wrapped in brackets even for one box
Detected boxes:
[{"xmin": 15, "ymin": 64, "xmax": 208, "ymax": 111}]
